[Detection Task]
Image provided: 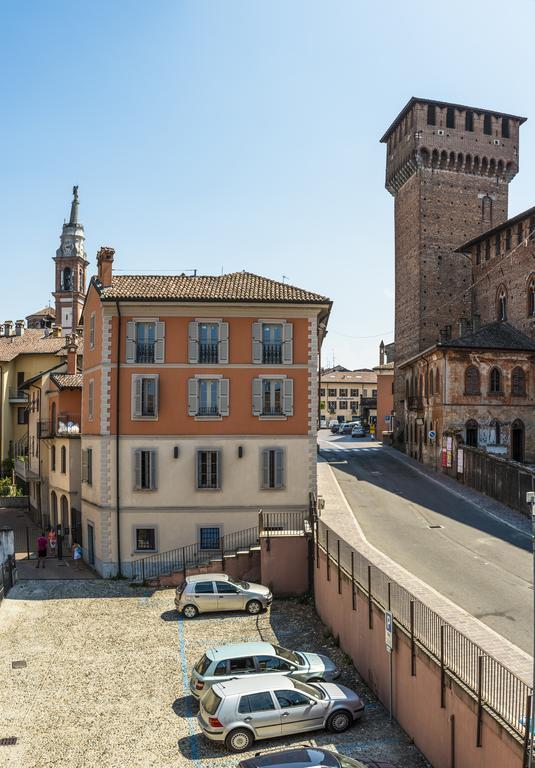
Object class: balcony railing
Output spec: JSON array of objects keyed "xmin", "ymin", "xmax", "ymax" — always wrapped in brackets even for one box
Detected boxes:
[
  {"xmin": 199, "ymin": 343, "xmax": 218, "ymax": 364},
  {"xmin": 135, "ymin": 342, "xmax": 155, "ymax": 364},
  {"xmin": 408, "ymin": 396, "xmax": 424, "ymax": 411},
  {"xmin": 262, "ymin": 406, "xmax": 283, "ymax": 416},
  {"xmin": 197, "ymin": 405, "xmax": 220, "ymax": 417},
  {"xmin": 262, "ymin": 344, "xmax": 282, "ymax": 364},
  {"xmin": 39, "ymin": 414, "xmax": 81, "ymax": 437},
  {"xmin": 8, "ymin": 388, "xmax": 28, "ymax": 403}
]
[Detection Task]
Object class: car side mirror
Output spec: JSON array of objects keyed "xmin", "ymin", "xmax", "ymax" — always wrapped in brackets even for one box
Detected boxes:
[{"xmin": 309, "ymin": 699, "xmax": 316, "ymax": 706}]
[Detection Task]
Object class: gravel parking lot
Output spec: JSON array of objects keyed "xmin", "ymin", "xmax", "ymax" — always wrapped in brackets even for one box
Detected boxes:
[{"xmin": 0, "ymin": 580, "xmax": 429, "ymax": 768}]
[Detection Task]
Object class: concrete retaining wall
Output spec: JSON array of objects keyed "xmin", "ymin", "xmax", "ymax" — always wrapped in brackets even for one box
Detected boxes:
[{"xmin": 314, "ymin": 548, "xmax": 524, "ymax": 768}]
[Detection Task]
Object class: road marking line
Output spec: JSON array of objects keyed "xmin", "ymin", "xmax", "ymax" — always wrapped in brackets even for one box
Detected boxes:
[{"xmin": 177, "ymin": 616, "xmax": 204, "ymax": 768}]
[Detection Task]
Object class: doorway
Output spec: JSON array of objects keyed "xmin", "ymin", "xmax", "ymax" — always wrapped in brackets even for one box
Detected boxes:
[
  {"xmin": 87, "ymin": 523, "xmax": 95, "ymax": 566},
  {"xmin": 512, "ymin": 420, "xmax": 525, "ymax": 462}
]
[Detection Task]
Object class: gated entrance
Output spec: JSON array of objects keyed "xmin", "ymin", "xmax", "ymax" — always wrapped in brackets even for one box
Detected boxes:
[{"xmin": 13, "ymin": 526, "xmax": 44, "ymax": 560}]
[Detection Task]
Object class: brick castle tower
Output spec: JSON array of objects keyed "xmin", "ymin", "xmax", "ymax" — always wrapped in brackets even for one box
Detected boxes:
[{"xmin": 381, "ymin": 97, "xmax": 526, "ymax": 432}]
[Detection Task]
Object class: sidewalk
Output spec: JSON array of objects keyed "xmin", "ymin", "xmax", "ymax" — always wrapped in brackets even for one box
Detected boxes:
[
  {"xmin": 16, "ymin": 556, "xmax": 97, "ymax": 580},
  {"xmin": 317, "ymin": 457, "xmax": 532, "ymax": 685}
]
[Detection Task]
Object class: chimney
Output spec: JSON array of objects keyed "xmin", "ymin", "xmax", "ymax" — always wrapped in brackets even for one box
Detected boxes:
[
  {"xmin": 472, "ymin": 314, "xmax": 481, "ymax": 332},
  {"xmin": 15, "ymin": 320, "xmax": 24, "ymax": 337},
  {"xmin": 51, "ymin": 324, "xmax": 62, "ymax": 338},
  {"xmin": 4, "ymin": 321, "xmax": 13, "ymax": 337},
  {"xmin": 458, "ymin": 318, "xmax": 471, "ymax": 337},
  {"xmin": 379, "ymin": 340, "xmax": 385, "ymax": 366},
  {"xmin": 97, "ymin": 246, "xmax": 115, "ymax": 287},
  {"xmin": 64, "ymin": 334, "xmax": 79, "ymax": 375}
]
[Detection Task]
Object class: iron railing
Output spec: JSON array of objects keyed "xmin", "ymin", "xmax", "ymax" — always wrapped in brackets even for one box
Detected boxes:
[
  {"xmin": 197, "ymin": 405, "xmax": 220, "ymax": 417},
  {"xmin": 135, "ymin": 342, "xmax": 155, "ymax": 363},
  {"xmin": 263, "ymin": 344, "xmax": 282, "ymax": 364},
  {"xmin": 262, "ymin": 406, "xmax": 283, "ymax": 416},
  {"xmin": 316, "ymin": 519, "xmax": 530, "ymax": 741},
  {"xmin": 199, "ymin": 343, "xmax": 219, "ymax": 363},
  {"xmin": 8, "ymin": 388, "xmax": 28, "ymax": 402},
  {"xmin": 131, "ymin": 511, "xmax": 309, "ymax": 582}
]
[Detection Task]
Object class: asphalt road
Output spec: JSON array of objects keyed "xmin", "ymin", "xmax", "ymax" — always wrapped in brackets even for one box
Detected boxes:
[{"xmin": 319, "ymin": 431, "xmax": 532, "ymax": 654}]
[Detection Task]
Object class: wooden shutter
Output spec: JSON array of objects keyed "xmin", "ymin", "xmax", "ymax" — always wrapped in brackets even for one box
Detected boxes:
[
  {"xmin": 252, "ymin": 378, "xmax": 263, "ymax": 415},
  {"xmin": 88, "ymin": 380, "xmax": 94, "ymax": 420},
  {"xmin": 153, "ymin": 376, "xmax": 159, "ymax": 418},
  {"xmin": 134, "ymin": 449, "xmax": 142, "ymax": 489},
  {"xmin": 261, "ymin": 449, "xmax": 270, "ymax": 488},
  {"xmin": 150, "ymin": 450, "xmax": 157, "ymax": 490},
  {"xmin": 188, "ymin": 321, "xmax": 199, "ymax": 364},
  {"xmin": 132, "ymin": 376, "xmax": 142, "ymax": 418},
  {"xmin": 219, "ymin": 322, "xmax": 229, "ymax": 364},
  {"xmin": 81, "ymin": 449, "xmax": 88, "ymax": 483},
  {"xmin": 282, "ymin": 379, "xmax": 294, "ymax": 416},
  {"xmin": 188, "ymin": 378, "xmax": 198, "ymax": 416},
  {"xmin": 274, "ymin": 449, "xmax": 284, "ymax": 488},
  {"xmin": 219, "ymin": 378, "xmax": 229, "ymax": 416},
  {"xmin": 89, "ymin": 314, "xmax": 95, "ymax": 349},
  {"xmin": 282, "ymin": 323, "xmax": 293, "ymax": 364},
  {"xmin": 252, "ymin": 322, "xmax": 262, "ymax": 364},
  {"xmin": 154, "ymin": 322, "xmax": 165, "ymax": 363},
  {"xmin": 126, "ymin": 321, "xmax": 136, "ymax": 363}
]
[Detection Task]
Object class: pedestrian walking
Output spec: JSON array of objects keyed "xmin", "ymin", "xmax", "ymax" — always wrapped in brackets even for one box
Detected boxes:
[
  {"xmin": 71, "ymin": 541, "xmax": 83, "ymax": 571},
  {"xmin": 47, "ymin": 528, "xmax": 57, "ymax": 558},
  {"xmin": 35, "ymin": 532, "xmax": 48, "ymax": 568}
]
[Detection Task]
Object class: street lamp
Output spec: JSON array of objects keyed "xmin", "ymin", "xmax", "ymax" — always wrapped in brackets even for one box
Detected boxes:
[{"xmin": 527, "ymin": 490, "xmax": 535, "ymax": 768}]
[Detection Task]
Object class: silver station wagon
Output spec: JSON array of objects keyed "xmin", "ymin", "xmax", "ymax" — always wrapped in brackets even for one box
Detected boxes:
[
  {"xmin": 198, "ymin": 674, "xmax": 365, "ymax": 752},
  {"xmin": 190, "ymin": 642, "xmax": 341, "ymax": 698},
  {"xmin": 175, "ymin": 574, "xmax": 272, "ymax": 618}
]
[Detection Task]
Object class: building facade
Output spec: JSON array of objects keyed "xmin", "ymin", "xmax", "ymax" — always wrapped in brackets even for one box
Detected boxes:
[
  {"xmin": 374, "ymin": 341, "xmax": 394, "ymax": 439},
  {"xmin": 319, "ymin": 367, "xmax": 377, "ymax": 426},
  {"xmin": 81, "ymin": 249, "xmax": 331, "ymax": 576}
]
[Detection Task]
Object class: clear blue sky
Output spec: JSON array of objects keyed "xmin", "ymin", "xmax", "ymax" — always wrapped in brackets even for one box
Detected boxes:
[{"xmin": 1, "ymin": 0, "xmax": 534, "ymax": 367}]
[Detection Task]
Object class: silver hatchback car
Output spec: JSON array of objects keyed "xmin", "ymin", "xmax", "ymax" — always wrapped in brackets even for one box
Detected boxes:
[
  {"xmin": 198, "ymin": 674, "xmax": 365, "ymax": 752},
  {"xmin": 190, "ymin": 641, "xmax": 340, "ymax": 698},
  {"xmin": 175, "ymin": 574, "xmax": 272, "ymax": 618}
]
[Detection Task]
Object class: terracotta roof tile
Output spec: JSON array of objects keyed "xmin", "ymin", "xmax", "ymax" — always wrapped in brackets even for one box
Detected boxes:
[
  {"xmin": 99, "ymin": 271, "xmax": 330, "ymax": 305},
  {"xmin": 50, "ymin": 373, "xmax": 83, "ymax": 389},
  {"xmin": 0, "ymin": 330, "xmax": 65, "ymax": 362}
]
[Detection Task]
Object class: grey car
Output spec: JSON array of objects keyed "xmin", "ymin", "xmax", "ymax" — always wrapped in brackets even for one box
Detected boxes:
[
  {"xmin": 239, "ymin": 747, "xmax": 371, "ymax": 768},
  {"xmin": 190, "ymin": 641, "xmax": 340, "ymax": 698},
  {"xmin": 198, "ymin": 674, "xmax": 365, "ymax": 752},
  {"xmin": 175, "ymin": 574, "xmax": 272, "ymax": 618}
]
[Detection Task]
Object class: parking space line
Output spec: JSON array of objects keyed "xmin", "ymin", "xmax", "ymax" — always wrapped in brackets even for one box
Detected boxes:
[{"xmin": 177, "ymin": 615, "xmax": 204, "ymax": 768}]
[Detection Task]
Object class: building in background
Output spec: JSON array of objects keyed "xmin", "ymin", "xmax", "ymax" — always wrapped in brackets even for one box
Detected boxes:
[
  {"xmin": 319, "ymin": 367, "xmax": 377, "ymax": 426},
  {"xmin": 374, "ymin": 340, "xmax": 395, "ymax": 440},
  {"xmin": 80, "ymin": 248, "xmax": 331, "ymax": 576},
  {"xmin": 26, "ymin": 306, "xmax": 55, "ymax": 330},
  {"xmin": 52, "ymin": 186, "xmax": 88, "ymax": 334}
]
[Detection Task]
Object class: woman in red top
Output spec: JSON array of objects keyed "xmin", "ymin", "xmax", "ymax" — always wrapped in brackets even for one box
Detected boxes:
[{"xmin": 35, "ymin": 533, "xmax": 47, "ymax": 568}]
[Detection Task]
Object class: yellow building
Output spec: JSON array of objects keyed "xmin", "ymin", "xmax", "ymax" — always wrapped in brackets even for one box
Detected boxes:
[
  {"xmin": 319, "ymin": 366, "xmax": 378, "ymax": 426},
  {"xmin": 0, "ymin": 322, "xmax": 64, "ymax": 465}
]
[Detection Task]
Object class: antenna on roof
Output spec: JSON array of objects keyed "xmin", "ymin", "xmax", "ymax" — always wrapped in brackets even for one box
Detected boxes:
[{"xmin": 282, "ymin": 275, "xmax": 288, "ymax": 283}]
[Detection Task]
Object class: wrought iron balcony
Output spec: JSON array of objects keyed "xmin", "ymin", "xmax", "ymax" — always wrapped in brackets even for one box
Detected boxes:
[
  {"xmin": 262, "ymin": 406, "xmax": 283, "ymax": 416},
  {"xmin": 199, "ymin": 343, "xmax": 219, "ymax": 364},
  {"xmin": 56, "ymin": 414, "xmax": 81, "ymax": 435},
  {"xmin": 262, "ymin": 344, "xmax": 282, "ymax": 364},
  {"xmin": 8, "ymin": 388, "xmax": 28, "ymax": 403},
  {"xmin": 197, "ymin": 405, "xmax": 220, "ymax": 417},
  {"xmin": 135, "ymin": 342, "xmax": 155, "ymax": 364}
]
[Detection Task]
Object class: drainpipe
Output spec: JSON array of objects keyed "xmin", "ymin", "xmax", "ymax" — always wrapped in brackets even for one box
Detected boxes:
[{"xmin": 115, "ymin": 301, "xmax": 122, "ymax": 577}]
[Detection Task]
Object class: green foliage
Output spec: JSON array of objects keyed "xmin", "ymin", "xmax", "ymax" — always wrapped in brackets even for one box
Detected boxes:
[
  {"xmin": 0, "ymin": 477, "xmax": 23, "ymax": 497},
  {"xmin": 1, "ymin": 458, "xmax": 14, "ymax": 478}
]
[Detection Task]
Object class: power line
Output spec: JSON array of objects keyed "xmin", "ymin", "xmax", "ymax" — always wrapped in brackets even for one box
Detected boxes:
[{"xmin": 328, "ymin": 329, "xmax": 393, "ymax": 340}]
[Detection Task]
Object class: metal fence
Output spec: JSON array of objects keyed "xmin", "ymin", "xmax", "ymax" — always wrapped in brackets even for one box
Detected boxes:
[
  {"xmin": 0, "ymin": 556, "xmax": 16, "ymax": 604},
  {"xmin": 316, "ymin": 519, "xmax": 530, "ymax": 742}
]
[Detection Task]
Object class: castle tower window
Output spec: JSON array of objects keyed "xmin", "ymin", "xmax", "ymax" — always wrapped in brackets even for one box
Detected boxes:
[
  {"xmin": 495, "ymin": 233, "xmax": 501, "ymax": 257},
  {"xmin": 61, "ymin": 267, "xmax": 72, "ymax": 291},
  {"xmin": 501, "ymin": 117, "xmax": 510, "ymax": 139},
  {"xmin": 427, "ymin": 104, "xmax": 436, "ymax": 126},
  {"xmin": 464, "ymin": 366, "xmax": 480, "ymax": 395},
  {"xmin": 489, "ymin": 367, "xmax": 502, "ymax": 394},
  {"xmin": 475, "ymin": 243, "xmax": 481, "ymax": 265},
  {"xmin": 512, "ymin": 367, "xmax": 526, "ymax": 396},
  {"xmin": 528, "ymin": 276, "xmax": 535, "ymax": 317},
  {"xmin": 493, "ymin": 420, "xmax": 501, "ymax": 445},
  {"xmin": 446, "ymin": 107, "xmax": 455, "ymax": 129},
  {"xmin": 497, "ymin": 287, "xmax": 507, "ymax": 321},
  {"xmin": 505, "ymin": 228, "xmax": 512, "ymax": 251},
  {"xmin": 485, "ymin": 240, "xmax": 491, "ymax": 261},
  {"xmin": 530, "ymin": 215, "xmax": 535, "ymax": 239},
  {"xmin": 518, "ymin": 222, "xmax": 524, "ymax": 245},
  {"xmin": 483, "ymin": 114, "xmax": 492, "ymax": 135},
  {"xmin": 465, "ymin": 111, "xmax": 474, "ymax": 132}
]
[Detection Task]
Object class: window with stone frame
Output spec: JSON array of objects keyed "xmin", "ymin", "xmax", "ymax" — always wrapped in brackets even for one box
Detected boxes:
[
  {"xmin": 338, "ymin": 400, "xmax": 348, "ymax": 410},
  {"xmin": 339, "ymin": 388, "xmax": 348, "ymax": 397},
  {"xmin": 464, "ymin": 366, "xmax": 480, "ymax": 395},
  {"xmin": 350, "ymin": 388, "xmax": 358, "ymax": 397},
  {"xmin": 489, "ymin": 367, "xmax": 502, "ymax": 394},
  {"xmin": 528, "ymin": 276, "xmax": 535, "ymax": 317},
  {"xmin": 518, "ymin": 222, "xmax": 524, "ymax": 245},
  {"xmin": 512, "ymin": 367, "xmax": 526, "ymax": 396},
  {"xmin": 327, "ymin": 388, "xmax": 337, "ymax": 397}
]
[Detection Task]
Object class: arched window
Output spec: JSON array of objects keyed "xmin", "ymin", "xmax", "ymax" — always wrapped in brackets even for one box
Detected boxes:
[
  {"xmin": 50, "ymin": 491, "xmax": 58, "ymax": 527},
  {"xmin": 497, "ymin": 287, "xmax": 507, "ymax": 321},
  {"xmin": 60, "ymin": 446, "xmax": 66, "ymax": 473},
  {"xmin": 435, "ymin": 369, "xmax": 440, "ymax": 395},
  {"xmin": 51, "ymin": 445, "xmax": 56, "ymax": 471},
  {"xmin": 483, "ymin": 114, "xmax": 492, "ymax": 135},
  {"xmin": 429, "ymin": 369, "xmax": 434, "ymax": 396},
  {"xmin": 493, "ymin": 420, "xmax": 501, "ymax": 446},
  {"xmin": 405, "ymin": 378, "xmax": 409, "ymax": 401},
  {"xmin": 528, "ymin": 276, "xmax": 535, "ymax": 317},
  {"xmin": 512, "ymin": 367, "xmax": 526, "ymax": 396},
  {"xmin": 489, "ymin": 367, "xmax": 502, "ymax": 394},
  {"xmin": 465, "ymin": 366, "xmax": 480, "ymax": 394},
  {"xmin": 60, "ymin": 495, "xmax": 69, "ymax": 532},
  {"xmin": 62, "ymin": 267, "xmax": 72, "ymax": 291},
  {"xmin": 466, "ymin": 420, "xmax": 478, "ymax": 447}
]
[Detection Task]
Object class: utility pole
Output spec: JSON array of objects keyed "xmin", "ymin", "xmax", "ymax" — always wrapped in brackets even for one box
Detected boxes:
[{"xmin": 527, "ymin": 490, "xmax": 535, "ymax": 768}]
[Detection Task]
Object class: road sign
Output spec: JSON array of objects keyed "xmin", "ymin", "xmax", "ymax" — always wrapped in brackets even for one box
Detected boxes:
[
  {"xmin": 428, "ymin": 430, "xmax": 436, "ymax": 441},
  {"xmin": 385, "ymin": 611, "xmax": 393, "ymax": 653}
]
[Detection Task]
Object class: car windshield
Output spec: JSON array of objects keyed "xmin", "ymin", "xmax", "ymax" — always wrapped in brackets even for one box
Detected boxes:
[
  {"xmin": 194, "ymin": 654, "xmax": 212, "ymax": 675},
  {"xmin": 272, "ymin": 645, "xmax": 302, "ymax": 665},
  {"xmin": 227, "ymin": 576, "xmax": 249, "ymax": 589},
  {"xmin": 292, "ymin": 679, "xmax": 326, "ymax": 700},
  {"xmin": 203, "ymin": 689, "xmax": 222, "ymax": 716}
]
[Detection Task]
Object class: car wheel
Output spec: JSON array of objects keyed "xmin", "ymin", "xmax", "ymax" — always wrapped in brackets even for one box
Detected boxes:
[
  {"xmin": 182, "ymin": 604, "xmax": 198, "ymax": 619},
  {"xmin": 225, "ymin": 728, "xmax": 254, "ymax": 753},
  {"xmin": 245, "ymin": 599, "xmax": 262, "ymax": 615},
  {"xmin": 327, "ymin": 709, "xmax": 352, "ymax": 733}
]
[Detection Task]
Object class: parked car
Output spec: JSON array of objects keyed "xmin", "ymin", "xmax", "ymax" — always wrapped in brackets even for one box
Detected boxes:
[
  {"xmin": 319, "ymin": 418, "xmax": 327, "ymax": 429},
  {"xmin": 351, "ymin": 424, "xmax": 366, "ymax": 438},
  {"xmin": 328, "ymin": 419, "xmax": 339, "ymax": 429},
  {"xmin": 190, "ymin": 641, "xmax": 340, "ymax": 699},
  {"xmin": 239, "ymin": 747, "xmax": 370, "ymax": 768},
  {"xmin": 175, "ymin": 574, "xmax": 272, "ymax": 618},
  {"xmin": 197, "ymin": 674, "xmax": 365, "ymax": 752},
  {"xmin": 340, "ymin": 422, "xmax": 357, "ymax": 434},
  {"xmin": 330, "ymin": 423, "xmax": 340, "ymax": 434}
]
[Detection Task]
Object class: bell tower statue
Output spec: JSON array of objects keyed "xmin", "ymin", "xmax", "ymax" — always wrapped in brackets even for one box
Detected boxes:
[{"xmin": 53, "ymin": 186, "xmax": 89, "ymax": 334}]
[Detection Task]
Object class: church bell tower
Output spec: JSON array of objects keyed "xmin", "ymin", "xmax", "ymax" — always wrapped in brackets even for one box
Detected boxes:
[{"xmin": 53, "ymin": 186, "xmax": 89, "ymax": 334}]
